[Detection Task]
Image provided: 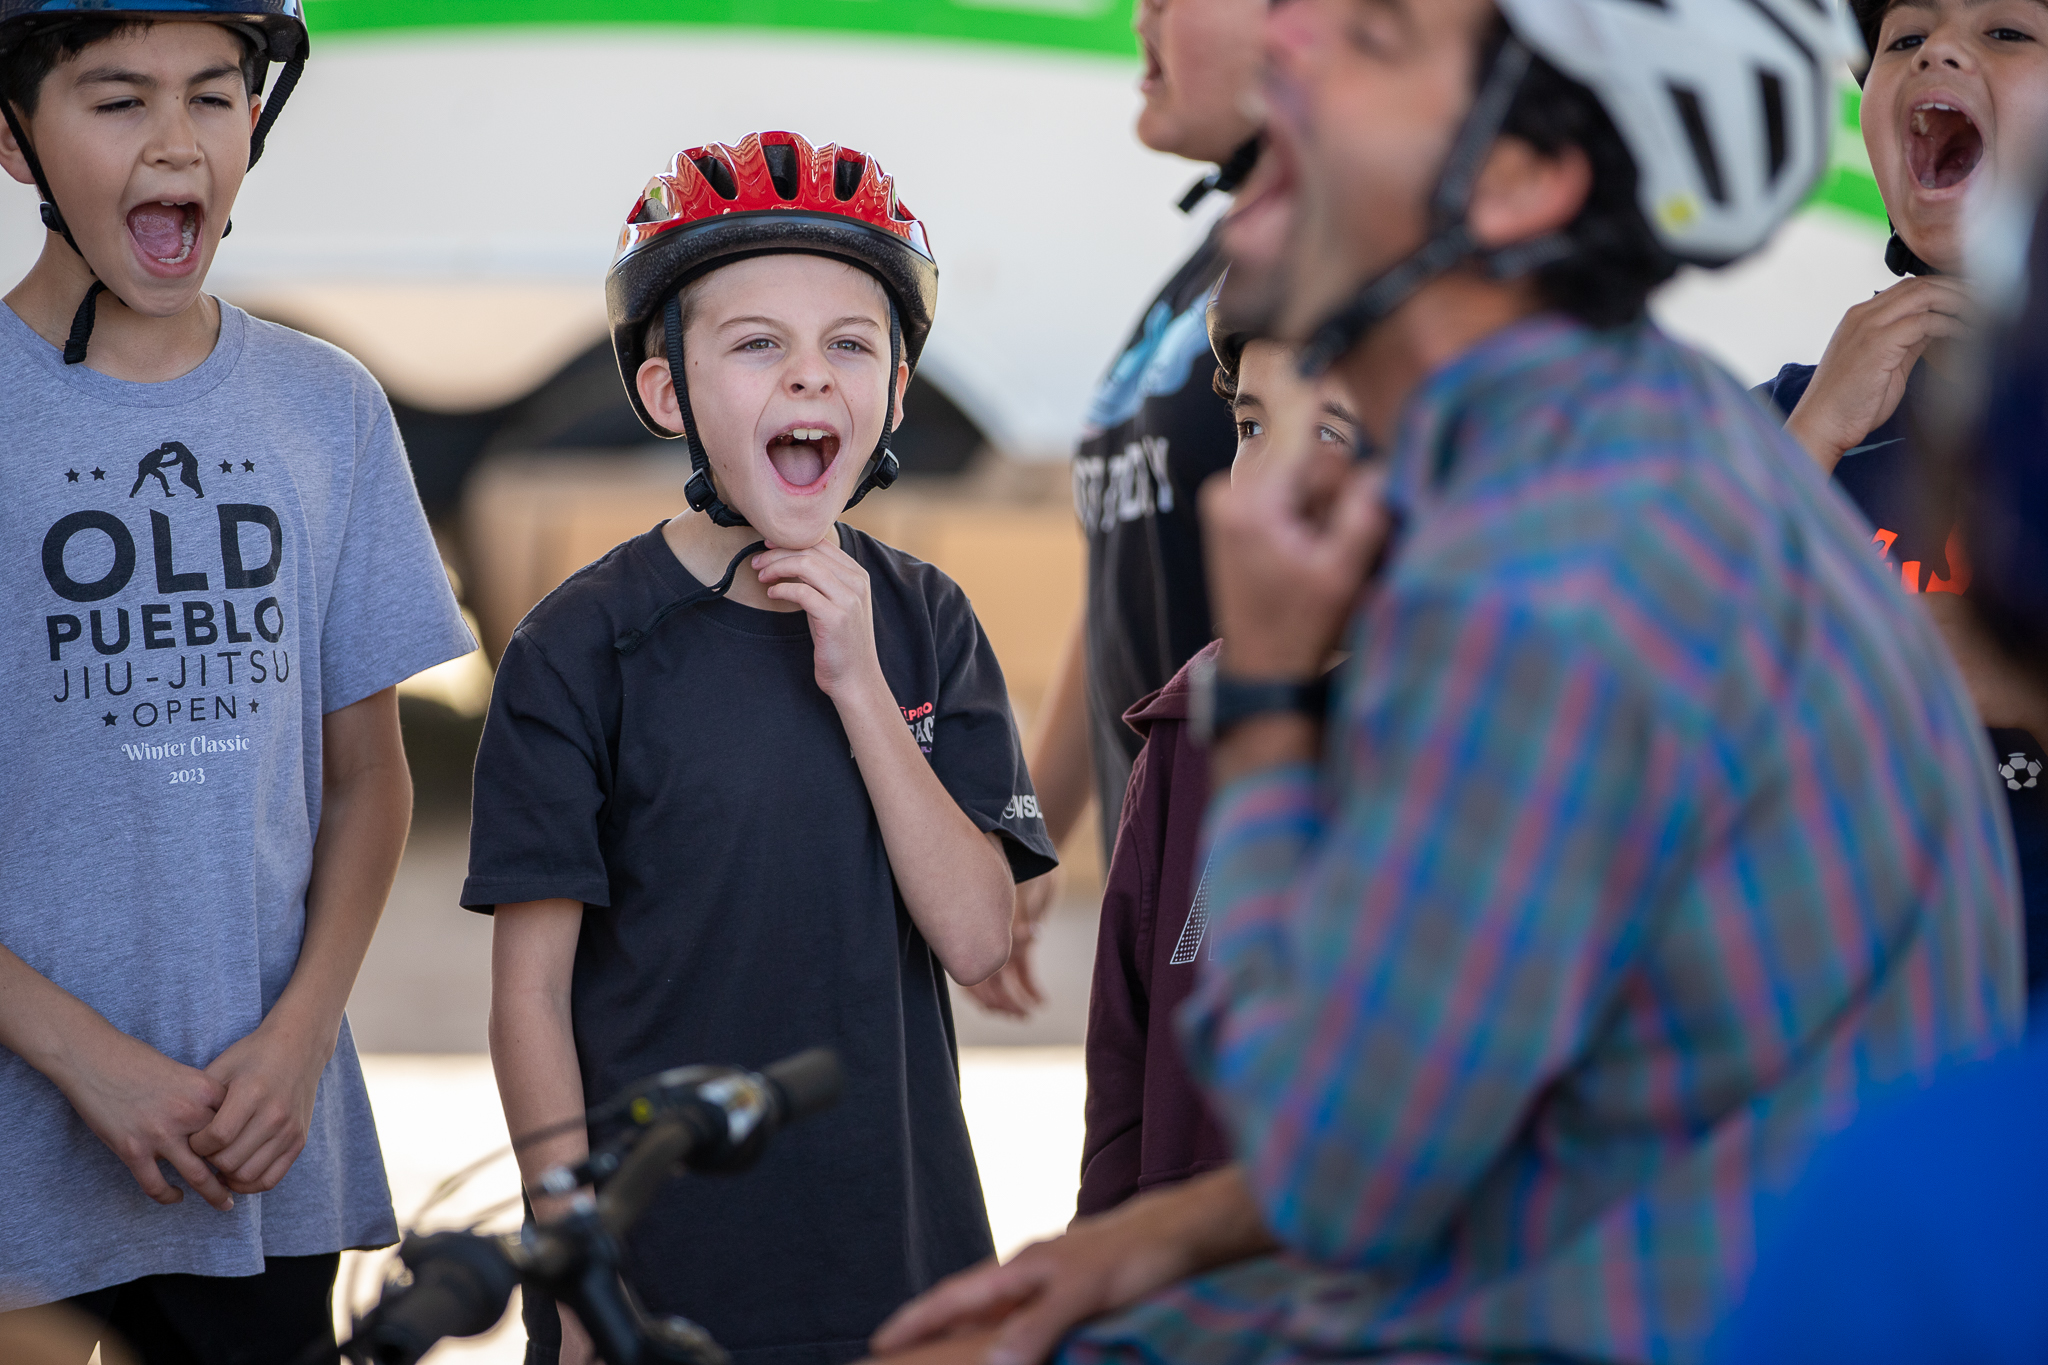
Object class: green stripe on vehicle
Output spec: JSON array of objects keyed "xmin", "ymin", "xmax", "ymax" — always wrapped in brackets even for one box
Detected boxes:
[
  {"xmin": 1818, "ymin": 84, "xmax": 1886, "ymax": 228},
  {"xmin": 302, "ymin": 0, "xmax": 1140, "ymax": 55}
]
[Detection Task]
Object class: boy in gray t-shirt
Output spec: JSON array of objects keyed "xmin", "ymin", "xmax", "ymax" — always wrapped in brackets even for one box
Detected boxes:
[{"xmin": 0, "ymin": 2, "xmax": 470, "ymax": 1356}]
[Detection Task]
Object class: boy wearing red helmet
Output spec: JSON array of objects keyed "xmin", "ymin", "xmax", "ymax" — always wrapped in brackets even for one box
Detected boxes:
[
  {"xmin": 466, "ymin": 132, "xmax": 1057, "ymax": 1365},
  {"xmin": 0, "ymin": 0, "xmax": 470, "ymax": 1355}
]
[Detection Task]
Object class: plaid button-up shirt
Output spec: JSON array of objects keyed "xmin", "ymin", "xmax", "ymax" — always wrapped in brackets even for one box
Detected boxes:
[{"xmin": 1063, "ymin": 317, "xmax": 2021, "ymax": 1365}]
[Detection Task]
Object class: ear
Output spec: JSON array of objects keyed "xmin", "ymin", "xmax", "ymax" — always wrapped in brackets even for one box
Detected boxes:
[
  {"xmin": 248, "ymin": 94, "xmax": 262, "ymax": 132},
  {"xmin": 637, "ymin": 355, "xmax": 687, "ymax": 436},
  {"xmin": 892, "ymin": 359, "xmax": 910, "ymax": 424},
  {"xmin": 1466, "ymin": 136, "xmax": 1592, "ymax": 252},
  {"xmin": 0, "ymin": 106, "xmax": 38, "ymax": 188}
]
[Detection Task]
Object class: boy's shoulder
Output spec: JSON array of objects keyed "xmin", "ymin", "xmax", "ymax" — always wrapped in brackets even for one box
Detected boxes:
[
  {"xmin": 838, "ymin": 523, "xmax": 974, "ymax": 621},
  {"xmin": 510, "ymin": 527, "xmax": 672, "ymax": 662},
  {"xmin": 232, "ymin": 306, "xmax": 384, "ymax": 394}
]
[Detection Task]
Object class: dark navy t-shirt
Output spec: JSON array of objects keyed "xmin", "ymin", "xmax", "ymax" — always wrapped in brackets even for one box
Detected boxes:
[
  {"xmin": 1072, "ymin": 229, "xmax": 1239, "ymax": 857},
  {"xmin": 463, "ymin": 523, "xmax": 1057, "ymax": 1365},
  {"xmin": 1760, "ymin": 364, "xmax": 2048, "ymax": 996}
]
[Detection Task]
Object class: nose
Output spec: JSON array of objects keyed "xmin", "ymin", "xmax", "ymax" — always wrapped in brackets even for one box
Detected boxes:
[
  {"xmin": 144, "ymin": 101, "xmax": 204, "ymax": 171},
  {"xmin": 785, "ymin": 343, "xmax": 833, "ymax": 397},
  {"xmin": 1915, "ymin": 22, "xmax": 1976, "ymax": 73}
]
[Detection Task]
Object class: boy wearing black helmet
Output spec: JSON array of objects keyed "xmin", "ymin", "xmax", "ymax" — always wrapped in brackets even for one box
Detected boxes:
[
  {"xmin": 0, "ymin": 0, "xmax": 471, "ymax": 1355},
  {"xmin": 466, "ymin": 133, "xmax": 1057, "ymax": 1365},
  {"xmin": 1760, "ymin": 0, "xmax": 2048, "ymax": 999}
]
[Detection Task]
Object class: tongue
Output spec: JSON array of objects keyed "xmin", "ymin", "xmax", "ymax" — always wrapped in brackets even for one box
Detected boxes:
[
  {"xmin": 127, "ymin": 204, "xmax": 188, "ymax": 259},
  {"xmin": 1909, "ymin": 109, "xmax": 1983, "ymax": 190},
  {"xmin": 772, "ymin": 441, "xmax": 828, "ymax": 487}
]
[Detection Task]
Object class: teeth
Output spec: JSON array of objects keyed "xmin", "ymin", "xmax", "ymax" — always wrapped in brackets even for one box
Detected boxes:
[
  {"xmin": 787, "ymin": 428, "xmax": 829, "ymax": 441},
  {"xmin": 157, "ymin": 213, "xmax": 195, "ymax": 266}
]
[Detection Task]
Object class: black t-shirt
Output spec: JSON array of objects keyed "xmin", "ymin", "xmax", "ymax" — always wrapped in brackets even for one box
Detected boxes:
[
  {"xmin": 1761, "ymin": 364, "xmax": 2048, "ymax": 996},
  {"xmin": 462, "ymin": 524, "xmax": 1057, "ymax": 1365},
  {"xmin": 1072, "ymin": 228, "xmax": 1238, "ymax": 855}
]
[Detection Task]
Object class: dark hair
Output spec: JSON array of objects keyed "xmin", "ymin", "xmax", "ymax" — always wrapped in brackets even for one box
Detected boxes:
[
  {"xmin": 1484, "ymin": 22, "xmax": 1680, "ymax": 328},
  {"xmin": 0, "ymin": 16, "xmax": 263, "ymax": 119},
  {"xmin": 1852, "ymin": 0, "xmax": 1893, "ymax": 59}
]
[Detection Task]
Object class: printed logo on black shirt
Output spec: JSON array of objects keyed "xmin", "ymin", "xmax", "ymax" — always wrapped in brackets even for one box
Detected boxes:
[
  {"xmin": 901, "ymin": 700, "xmax": 935, "ymax": 754},
  {"xmin": 2003, "ymin": 752, "xmax": 2044, "ymax": 791}
]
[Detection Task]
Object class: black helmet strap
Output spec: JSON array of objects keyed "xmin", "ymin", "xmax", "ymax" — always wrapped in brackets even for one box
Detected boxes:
[
  {"xmin": 664, "ymin": 288, "xmax": 903, "ymax": 529},
  {"xmin": 0, "ymin": 48, "xmax": 303, "ymax": 367},
  {"xmin": 1297, "ymin": 35, "xmax": 1571, "ymax": 378}
]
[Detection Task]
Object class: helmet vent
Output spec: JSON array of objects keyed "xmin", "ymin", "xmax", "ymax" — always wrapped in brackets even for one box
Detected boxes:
[
  {"xmin": 1667, "ymin": 83, "xmax": 1729, "ymax": 205},
  {"xmin": 1758, "ymin": 68, "xmax": 1789, "ymax": 184},
  {"xmin": 763, "ymin": 141, "xmax": 799, "ymax": 200},
  {"xmin": 692, "ymin": 155, "xmax": 738, "ymax": 200},
  {"xmin": 834, "ymin": 155, "xmax": 864, "ymax": 202}
]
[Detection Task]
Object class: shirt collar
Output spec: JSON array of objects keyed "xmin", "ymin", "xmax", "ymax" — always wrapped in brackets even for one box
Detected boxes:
[{"xmin": 1382, "ymin": 312, "xmax": 1625, "ymax": 521}]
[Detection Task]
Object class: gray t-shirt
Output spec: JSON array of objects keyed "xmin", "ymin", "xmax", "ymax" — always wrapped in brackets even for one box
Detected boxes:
[{"xmin": 0, "ymin": 301, "xmax": 473, "ymax": 1308}]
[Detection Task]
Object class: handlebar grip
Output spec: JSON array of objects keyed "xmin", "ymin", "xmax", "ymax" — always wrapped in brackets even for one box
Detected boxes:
[
  {"xmin": 348, "ymin": 1232, "xmax": 520, "ymax": 1365},
  {"xmin": 763, "ymin": 1048, "xmax": 842, "ymax": 1125}
]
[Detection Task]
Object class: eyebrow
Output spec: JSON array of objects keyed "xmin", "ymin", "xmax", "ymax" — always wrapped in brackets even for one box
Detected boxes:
[
  {"xmin": 1322, "ymin": 400, "xmax": 1359, "ymax": 425},
  {"xmin": 1889, "ymin": 0, "xmax": 2048, "ymax": 13},
  {"xmin": 715, "ymin": 313, "xmax": 884, "ymax": 332},
  {"xmin": 73, "ymin": 62, "xmax": 243, "ymax": 89}
]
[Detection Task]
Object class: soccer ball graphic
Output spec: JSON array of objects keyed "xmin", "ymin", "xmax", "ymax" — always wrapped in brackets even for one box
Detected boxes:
[{"xmin": 2000, "ymin": 753, "xmax": 2043, "ymax": 791}]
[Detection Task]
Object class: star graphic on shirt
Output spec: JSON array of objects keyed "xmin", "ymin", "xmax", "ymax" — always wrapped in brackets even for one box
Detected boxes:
[
  {"xmin": 90, "ymin": 467, "xmax": 105, "ymax": 480},
  {"xmin": 101, "ymin": 712, "xmax": 116, "ymax": 726},
  {"xmin": 64, "ymin": 469, "xmax": 79, "ymax": 482},
  {"xmin": 248, "ymin": 699, "xmax": 259, "ymax": 714},
  {"xmin": 219, "ymin": 460, "xmax": 234, "ymax": 474},
  {"xmin": 241, "ymin": 460, "xmax": 256, "ymax": 472}
]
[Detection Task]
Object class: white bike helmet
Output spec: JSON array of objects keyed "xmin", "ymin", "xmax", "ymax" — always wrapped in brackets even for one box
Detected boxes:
[
  {"xmin": 1501, "ymin": 0, "xmax": 1865, "ymax": 266},
  {"xmin": 1300, "ymin": 0, "xmax": 1865, "ymax": 372}
]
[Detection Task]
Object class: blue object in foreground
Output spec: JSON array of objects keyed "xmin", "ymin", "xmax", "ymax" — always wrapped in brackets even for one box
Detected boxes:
[{"xmin": 1717, "ymin": 1026, "xmax": 2048, "ymax": 1364}]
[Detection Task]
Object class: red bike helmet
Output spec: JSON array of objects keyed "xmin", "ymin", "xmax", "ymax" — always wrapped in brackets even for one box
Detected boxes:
[{"xmin": 606, "ymin": 131, "xmax": 939, "ymax": 527}]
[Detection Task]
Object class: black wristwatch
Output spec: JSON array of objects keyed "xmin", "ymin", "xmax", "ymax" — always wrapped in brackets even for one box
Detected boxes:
[{"xmin": 1189, "ymin": 652, "xmax": 1331, "ymax": 746}]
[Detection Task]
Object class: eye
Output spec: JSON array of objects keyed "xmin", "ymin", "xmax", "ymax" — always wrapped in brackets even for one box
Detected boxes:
[
  {"xmin": 94, "ymin": 97, "xmax": 142, "ymax": 113},
  {"xmin": 1989, "ymin": 26, "xmax": 2036, "ymax": 42},
  {"xmin": 1235, "ymin": 418, "xmax": 1264, "ymax": 441},
  {"xmin": 740, "ymin": 337, "xmax": 777, "ymax": 352},
  {"xmin": 830, "ymin": 338, "xmax": 871, "ymax": 355},
  {"xmin": 1887, "ymin": 32, "xmax": 1926, "ymax": 52},
  {"xmin": 1316, "ymin": 424, "xmax": 1350, "ymax": 446}
]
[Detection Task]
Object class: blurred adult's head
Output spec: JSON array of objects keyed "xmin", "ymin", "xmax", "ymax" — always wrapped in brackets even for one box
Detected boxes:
[
  {"xmin": 1854, "ymin": 0, "xmax": 2048, "ymax": 275},
  {"xmin": 1221, "ymin": 0, "xmax": 1856, "ymax": 388},
  {"xmin": 1134, "ymin": 0, "xmax": 1266, "ymax": 163}
]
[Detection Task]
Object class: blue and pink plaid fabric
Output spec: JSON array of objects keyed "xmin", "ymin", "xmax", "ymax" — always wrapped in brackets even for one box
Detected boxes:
[{"xmin": 1063, "ymin": 317, "xmax": 2022, "ymax": 1365}]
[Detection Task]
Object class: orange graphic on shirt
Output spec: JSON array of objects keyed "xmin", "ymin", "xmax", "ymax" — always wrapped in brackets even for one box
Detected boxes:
[{"xmin": 1871, "ymin": 526, "xmax": 1972, "ymax": 595}]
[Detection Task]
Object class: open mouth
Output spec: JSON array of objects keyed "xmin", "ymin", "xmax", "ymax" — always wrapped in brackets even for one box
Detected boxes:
[
  {"xmin": 766, "ymin": 426, "xmax": 841, "ymax": 490},
  {"xmin": 1906, "ymin": 103, "xmax": 1984, "ymax": 191},
  {"xmin": 1141, "ymin": 37, "xmax": 1162, "ymax": 86},
  {"xmin": 127, "ymin": 200, "xmax": 199, "ymax": 266}
]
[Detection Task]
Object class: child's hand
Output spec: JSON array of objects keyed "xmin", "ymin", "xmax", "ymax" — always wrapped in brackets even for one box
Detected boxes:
[
  {"xmin": 53, "ymin": 1023, "xmax": 235, "ymax": 1211},
  {"xmin": 754, "ymin": 539, "xmax": 886, "ymax": 702},
  {"xmin": 1786, "ymin": 276, "xmax": 1972, "ymax": 472},
  {"xmin": 191, "ymin": 1020, "xmax": 330, "ymax": 1195}
]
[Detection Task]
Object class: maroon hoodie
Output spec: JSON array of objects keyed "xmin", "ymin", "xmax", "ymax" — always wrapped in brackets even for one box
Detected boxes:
[{"xmin": 1077, "ymin": 639, "xmax": 1232, "ymax": 1215}]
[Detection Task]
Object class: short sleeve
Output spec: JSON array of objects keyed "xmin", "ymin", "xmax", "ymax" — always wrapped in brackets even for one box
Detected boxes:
[
  {"xmin": 318, "ymin": 394, "xmax": 473, "ymax": 711},
  {"xmin": 461, "ymin": 631, "xmax": 614, "ymax": 912},
  {"xmin": 927, "ymin": 590, "xmax": 1059, "ymax": 884}
]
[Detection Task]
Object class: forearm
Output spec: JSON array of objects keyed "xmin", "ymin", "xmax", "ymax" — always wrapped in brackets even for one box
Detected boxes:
[
  {"xmin": 268, "ymin": 692, "xmax": 412, "ymax": 1054},
  {"xmin": 1782, "ymin": 404, "xmax": 1847, "ymax": 475},
  {"xmin": 1027, "ymin": 612, "xmax": 1094, "ymax": 847},
  {"xmin": 836, "ymin": 677, "xmax": 1014, "ymax": 983},
  {"xmin": 0, "ymin": 942, "xmax": 121, "ymax": 1082},
  {"xmin": 489, "ymin": 902, "xmax": 591, "ymax": 1216}
]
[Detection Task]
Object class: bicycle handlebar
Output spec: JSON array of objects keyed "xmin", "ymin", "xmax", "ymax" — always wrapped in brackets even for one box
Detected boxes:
[{"xmin": 340, "ymin": 1047, "xmax": 843, "ymax": 1365}]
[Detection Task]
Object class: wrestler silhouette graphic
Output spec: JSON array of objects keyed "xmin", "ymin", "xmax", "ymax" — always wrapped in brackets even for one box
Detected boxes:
[{"xmin": 130, "ymin": 442, "xmax": 204, "ymax": 499}]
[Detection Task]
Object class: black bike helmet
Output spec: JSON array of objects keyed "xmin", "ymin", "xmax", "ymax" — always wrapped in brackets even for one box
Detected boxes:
[
  {"xmin": 606, "ymin": 131, "xmax": 939, "ymax": 528},
  {"xmin": 0, "ymin": 0, "xmax": 309, "ymax": 363}
]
